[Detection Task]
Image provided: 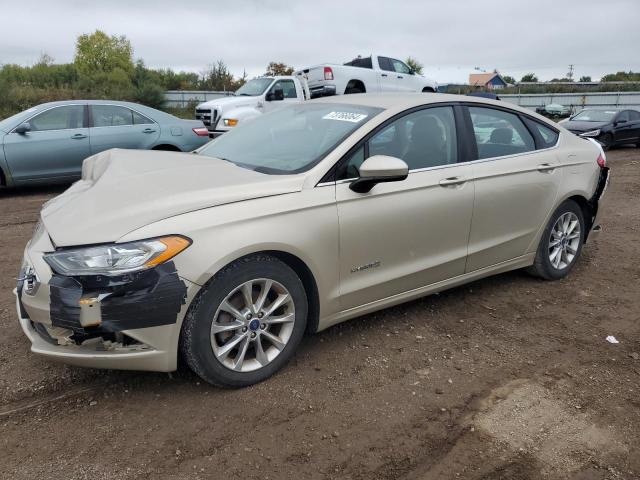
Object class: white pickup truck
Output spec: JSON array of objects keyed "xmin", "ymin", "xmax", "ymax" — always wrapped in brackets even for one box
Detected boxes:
[
  {"xmin": 296, "ymin": 54, "xmax": 438, "ymax": 98},
  {"xmin": 195, "ymin": 76, "xmax": 310, "ymax": 137}
]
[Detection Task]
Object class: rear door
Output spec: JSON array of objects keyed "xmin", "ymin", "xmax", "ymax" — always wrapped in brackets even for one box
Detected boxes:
[
  {"xmin": 376, "ymin": 56, "xmax": 397, "ymax": 92},
  {"xmin": 3, "ymin": 104, "xmax": 89, "ymax": 183},
  {"xmin": 464, "ymin": 105, "xmax": 562, "ymax": 272},
  {"xmin": 628, "ymin": 110, "xmax": 640, "ymax": 143},
  {"xmin": 89, "ymin": 104, "xmax": 159, "ymax": 154},
  {"xmin": 613, "ymin": 110, "xmax": 639, "ymax": 144},
  {"xmin": 334, "ymin": 105, "xmax": 475, "ymax": 309}
]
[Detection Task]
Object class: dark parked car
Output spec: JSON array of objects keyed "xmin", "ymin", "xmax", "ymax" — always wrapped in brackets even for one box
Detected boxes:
[
  {"xmin": 560, "ymin": 109, "xmax": 640, "ymax": 150},
  {"xmin": 0, "ymin": 100, "xmax": 211, "ymax": 187}
]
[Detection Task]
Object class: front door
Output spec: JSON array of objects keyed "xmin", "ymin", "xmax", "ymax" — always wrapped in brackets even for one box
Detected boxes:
[
  {"xmin": 464, "ymin": 105, "xmax": 562, "ymax": 272},
  {"xmin": 3, "ymin": 104, "xmax": 90, "ymax": 183},
  {"xmin": 89, "ymin": 104, "xmax": 159, "ymax": 155},
  {"xmin": 335, "ymin": 105, "xmax": 474, "ymax": 309},
  {"xmin": 389, "ymin": 58, "xmax": 415, "ymax": 92},
  {"xmin": 262, "ymin": 79, "xmax": 301, "ymax": 114}
]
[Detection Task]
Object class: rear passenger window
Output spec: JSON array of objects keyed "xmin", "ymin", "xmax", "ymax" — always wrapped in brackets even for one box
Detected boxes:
[
  {"xmin": 132, "ymin": 110, "xmax": 154, "ymax": 125},
  {"xmin": 629, "ymin": 110, "xmax": 640, "ymax": 121},
  {"xmin": 524, "ymin": 117, "xmax": 559, "ymax": 148},
  {"xmin": 378, "ymin": 57, "xmax": 394, "ymax": 72},
  {"xmin": 91, "ymin": 105, "xmax": 133, "ymax": 127},
  {"xmin": 469, "ymin": 107, "xmax": 536, "ymax": 159}
]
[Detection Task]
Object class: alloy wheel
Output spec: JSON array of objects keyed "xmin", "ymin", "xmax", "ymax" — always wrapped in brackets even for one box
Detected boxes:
[
  {"xmin": 548, "ymin": 212, "xmax": 581, "ymax": 270},
  {"xmin": 210, "ymin": 278, "xmax": 296, "ymax": 372}
]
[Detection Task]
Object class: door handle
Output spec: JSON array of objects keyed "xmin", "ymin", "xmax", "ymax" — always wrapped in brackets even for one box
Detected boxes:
[
  {"xmin": 439, "ymin": 176, "xmax": 466, "ymax": 187},
  {"xmin": 381, "ymin": 73, "xmax": 388, "ymax": 77},
  {"xmin": 70, "ymin": 133, "xmax": 87, "ymax": 139},
  {"xmin": 397, "ymin": 75, "xmax": 404, "ymax": 79},
  {"xmin": 142, "ymin": 128, "xmax": 157, "ymax": 134},
  {"xmin": 537, "ymin": 163, "xmax": 556, "ymax": 172}
]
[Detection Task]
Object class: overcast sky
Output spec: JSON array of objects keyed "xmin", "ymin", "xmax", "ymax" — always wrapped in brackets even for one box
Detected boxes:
[{"xmin": 1, "ymin": 0, "xmax": 639, "ymax": 84}]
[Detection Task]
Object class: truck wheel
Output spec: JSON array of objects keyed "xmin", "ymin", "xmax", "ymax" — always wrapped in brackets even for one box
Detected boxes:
[{"xmin": 345, "ymin": 87, "xmax": 363, "ymax": 94}]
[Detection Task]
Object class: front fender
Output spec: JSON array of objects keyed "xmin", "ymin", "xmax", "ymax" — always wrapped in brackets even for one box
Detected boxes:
[{"xmin": 0, "ymin": 135, "xmax": 14, "ymax": 186}]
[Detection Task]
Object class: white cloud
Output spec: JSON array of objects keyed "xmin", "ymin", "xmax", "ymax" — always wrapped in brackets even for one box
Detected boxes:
[{"xmin": 1, "ymin": 0, "xmax": 639, "ymax": 83}]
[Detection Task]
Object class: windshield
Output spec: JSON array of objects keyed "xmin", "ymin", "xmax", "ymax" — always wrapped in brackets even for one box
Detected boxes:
[
  {"xmin": 0, "ymin": 106, "xmax": 39, "ymax": 132},
  {"xmin": 572, "ymin": 110, "xmax": 617, "ymax": 122},
  {"xmin": 235, "ymin": 78, "xmax": 274, "ymax": 96},
  {"xmin": 198, "ymin": 103, "xmax": 383, "ymax": 174}
]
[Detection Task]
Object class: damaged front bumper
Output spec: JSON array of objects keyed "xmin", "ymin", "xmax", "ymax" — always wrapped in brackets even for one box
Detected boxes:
[{"xmin": 15, "ymin": 228, "xmax": 199, "ymax": 372}]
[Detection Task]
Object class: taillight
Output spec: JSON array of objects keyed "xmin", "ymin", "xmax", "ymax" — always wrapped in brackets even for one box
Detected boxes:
[
  {"xmin": 597, "ymin": 152, "xmax": 606, "ymax": 168},
  {"xmin": 192, "ymin": 127, "xmax": 209, "ymax": 137},
  {"xmin": 324, "ymin": 67, "xmax": 334, "ymax": 81}
]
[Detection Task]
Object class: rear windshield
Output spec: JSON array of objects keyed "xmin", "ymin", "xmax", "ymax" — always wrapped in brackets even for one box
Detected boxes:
[
  {"xmin": 198, "ymin": 103, "xmax": 382, "ymax": 174},
  {"xmin": 344, "ymin": 57, "xmax": 373, "ymax": 69}
]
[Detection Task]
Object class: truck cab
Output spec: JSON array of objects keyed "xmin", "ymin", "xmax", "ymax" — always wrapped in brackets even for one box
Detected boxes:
[
  {"xmin": 195, "ymin": 76, "xmax": 309, "ymax": 137},
  {"xmin": 296, "ymin": 54, "xmax": 438, "ymax": 98}
]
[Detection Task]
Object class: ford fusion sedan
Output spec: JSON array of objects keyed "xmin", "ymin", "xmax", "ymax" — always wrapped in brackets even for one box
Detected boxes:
[
  {"xmin": 16, "ymin": 94, "xmax": 609, "ymax": 387},
  {"xmin": 0, "ymin": 100, "xmax": 210, "ymax": 187},
  {"xmin": 560, "ymin": 108, "xmax": 640, "ymax": 150}
]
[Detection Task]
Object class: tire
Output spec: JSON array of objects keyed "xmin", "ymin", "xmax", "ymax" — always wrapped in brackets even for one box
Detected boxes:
[
  {"xmin": 528, "ymin": 200, "xmax": 585, "ymax": 281},
  {"xmin": 600, "ymin": 133, "xmax": 613, "ymax": 151},
  {"xmin": 180, "ymin": 254, "xmax": 307, "ymax": 387},
  {"xmin": 345, "ymin": 87, "xmax": 363, "ymax": 94}
]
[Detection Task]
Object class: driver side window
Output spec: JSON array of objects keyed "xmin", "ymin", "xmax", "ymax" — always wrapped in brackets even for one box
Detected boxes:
[
  {"xmin": 391, "ymin": 59, "xmax": 411, "ymax": 74},
  {"xmin": 337, "ymin": 106, "xmax": 458, "ymax": 180},
  {"xmin": 270, "ymin": 80, "xmax": 297, "ymax": 99}
]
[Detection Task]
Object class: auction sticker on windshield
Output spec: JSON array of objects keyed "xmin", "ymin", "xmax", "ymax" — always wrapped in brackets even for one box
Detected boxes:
[{"xmin": 323, "ymin": 112, "xmax": 368, "ymax": 123}]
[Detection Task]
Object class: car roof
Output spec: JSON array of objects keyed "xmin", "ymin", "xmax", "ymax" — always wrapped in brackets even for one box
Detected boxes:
[
  {"xmin": 311, "ymin": 92, "xmax": 540, "ymax": 118},
  {"xmin": 29, "ymin": 99, "xmax": 157, "ymax": 110}
]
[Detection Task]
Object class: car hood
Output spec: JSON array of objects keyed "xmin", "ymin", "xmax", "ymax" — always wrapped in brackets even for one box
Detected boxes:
[
  {"xmin": 197, "ymin": 96, "xmax": 259, "ymax": 111},
  {"xmin": 561, "ymin": 120, "xmax": 608, "ymax": 132},
  {"xmin": 40, "ymin": 149, "xmax": 304, "ymax": 247}
]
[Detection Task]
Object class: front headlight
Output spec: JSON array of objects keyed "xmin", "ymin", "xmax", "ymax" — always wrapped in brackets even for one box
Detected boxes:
[
  {"xmin": 223, "ymin": 118, "xmax": 238, "ymax": 127},
  {"xmin": 44, "ymin": 236, "xmax": 191, "ymax": 276},
  {"xmin": 580, "ymin": 129, "xmax": 601, "ymax": 138}
]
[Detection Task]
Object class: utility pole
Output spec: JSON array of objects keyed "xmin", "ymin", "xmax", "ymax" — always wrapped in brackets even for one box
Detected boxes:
[{"xmin": 567, "ymin": 64, "xmax": 574, "ymax": 81}]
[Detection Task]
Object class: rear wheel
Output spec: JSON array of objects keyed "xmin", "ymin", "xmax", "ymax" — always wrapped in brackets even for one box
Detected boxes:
[
  {"xmin": 180, "ymin": 254, "xmax": 307, "ymax": 387},
  {"xmin": 528, "ymin": 200, "xmax": 585, "ymax": 280}
]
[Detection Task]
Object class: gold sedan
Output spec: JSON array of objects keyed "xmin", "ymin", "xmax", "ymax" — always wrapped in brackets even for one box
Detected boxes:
[{"xmin": 16, "ymin": 94, "xmax": 609, "ymax": 386}]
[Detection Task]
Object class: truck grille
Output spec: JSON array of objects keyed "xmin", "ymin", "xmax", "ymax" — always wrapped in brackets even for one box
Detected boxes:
[{"xmin": 195, "ymin": 108, "xmax": 218, "ymax": 127}]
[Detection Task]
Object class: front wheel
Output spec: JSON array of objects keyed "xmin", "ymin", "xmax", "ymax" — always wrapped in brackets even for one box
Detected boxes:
[
  {"xmin": 528, "ymin": 200, "xmax": 585, "ymax": 280},
  {"xmin": 180, "ymin": 254, "xmax": 308, "ymax": 387},
  {"xmin": 599, "ymin": 133, "xmax": 613, "ymax": 151}
]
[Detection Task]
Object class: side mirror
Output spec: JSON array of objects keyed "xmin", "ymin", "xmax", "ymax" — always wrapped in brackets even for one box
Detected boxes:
[
  {"xmin": 408, "ymin": 69, "xmax": 416, "ymax": 75},
  {"xmin": 615, "ymin": 118, "xmax": 627, "ymax": 125},
  {"xmin": 15, "ymin": 122, "xmax": 31, "ymax": 134},
  {"xmin": 349, "ymin": 155, "xmax": 408, "ymax": 193},
  {"xmin": 266, "ymin": 88, "xmax": 285, "ymax": 101}
]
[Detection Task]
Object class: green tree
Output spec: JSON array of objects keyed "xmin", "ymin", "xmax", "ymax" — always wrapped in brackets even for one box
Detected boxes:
[
  {"xmin": 265, "ymin": 62, "xmax": 294, "ymax": 76},
  {"xmin": 579, "ymin": 76, "xmax": 592, "ymax": 82},
  {"xmin": 520, "ymin": 73, "xmax": 538, "ymax": 82},
  {"xmin": 601, "ymin": 71, "xmax": 640, "ymax": 82},
  {"xmin": 405, "ymin": 57, "xmax": 423, "ymax": 75},
  {"xmin": 502, "ymin": 75, "xmax": 516, "ymax": 85},
  {"xmin": 200, "ymin": 60, "xmax": 237, "ymax": 91},
  {"xmin": 74, "ymin": 30, "xmax": 134, "ymax": 76}
]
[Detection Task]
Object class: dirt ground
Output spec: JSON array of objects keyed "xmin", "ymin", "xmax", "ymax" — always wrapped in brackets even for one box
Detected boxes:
[{"xmin": 1, "ymin": 149, "xmax": 639, "ymax": 480}]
